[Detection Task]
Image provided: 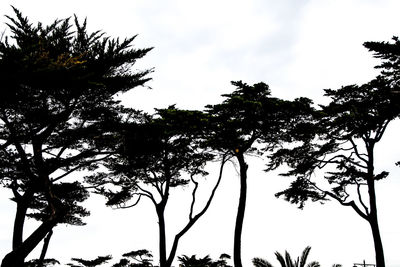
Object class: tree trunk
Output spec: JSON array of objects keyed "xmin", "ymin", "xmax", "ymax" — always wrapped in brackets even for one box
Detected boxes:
[
  {"xmin": 12, "ymin": 199, "xmax": 29, "ymax": 251},
  {"xmin": 1, "ymin": 216, "xmax": 59, "ymax": 267},
  {"xmin": 6, "ymin": 192, "xmax": 33, "ymax": 267},
  {"xmin": 157, "ymin": 205, "xmax": 168, "ymax": 267},
  {"xmin": 369, "ymin": 216, "xmax": 385, "ymax": 267},
  {"xmin": 38, "ymin": 230, "xmax": 53, "ymax": 267},
  {"xmin": 368, "ymin": 179, "xmax": 385, "ymax": 267},
  {"xmin": 366, "ymin": 142, "xmax": 385, "ymax": 267},
  {"xmin": 233, "ymin": 153, "xmax": 248, "ymax": 267},
  {"xmin": 11, "ymin": 204, "xmax": 28, "ymax": 267}
]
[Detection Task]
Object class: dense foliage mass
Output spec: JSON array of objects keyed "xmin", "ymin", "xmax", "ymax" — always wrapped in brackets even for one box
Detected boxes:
[{"xmin": 0, "ymin": 8, "xmax": 151, "ymax": 267}]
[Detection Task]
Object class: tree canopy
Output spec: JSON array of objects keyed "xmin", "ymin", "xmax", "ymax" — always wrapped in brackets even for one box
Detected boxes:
[
  {"xmin": 90, "ymin": 106, "xmax": 227, "ymax": 267},
  {"xmin": 205, "ymin": 81, "xmax": 313, "ymax": 267},
  {"xmin": 0, "ymin": 8, "xmax": 152, "ymax": 267}
]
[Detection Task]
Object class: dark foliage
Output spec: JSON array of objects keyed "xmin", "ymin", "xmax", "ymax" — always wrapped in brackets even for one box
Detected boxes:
[
  {"xmin": 69, "ymin": 255, "xmax": 112, "ymax": 267},
  {"xmin": 270, "ymin": 38, "xmax": 400, "ymax": 267},
  {"xmin": 90, "ymin": 107, "xmax": 226, "ymax": 267},
  {"xmin": 205, "ymin": 81, "xmax": 313, "ymax": 267},
  {"xmin": 0, "ymin": 7, "xmax": 152, "ymax": 267}
]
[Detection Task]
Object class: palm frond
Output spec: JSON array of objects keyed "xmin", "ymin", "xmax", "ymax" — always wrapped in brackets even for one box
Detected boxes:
[
  {"xmin": 252, "ymin": 257, "xmax": 274, "ymax": 267},
  {"xmin": 299, "ymin": 246, "xmax": 312, "ymax": 267},
  {"xmin": 275, "ymin": 251, "xmax": 287, "ymax": 267},
  {"xmin": 306, "ymin": 261, "xmax": 320, "ymax": 267}
]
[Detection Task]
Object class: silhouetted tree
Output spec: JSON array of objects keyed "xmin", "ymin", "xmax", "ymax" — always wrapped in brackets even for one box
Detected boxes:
[
  {"xmin": 118, "ymin": 249, "xmax": 154, "ymax": 267},
  {"xmin": 252, "ymin": 246, "xmax": 319, "ymax": 267},
  {"xmin": 205, "ymin": 81, "xmax": 313, "ymax": 267},
  {"xmin": 68, "ymin": 255, "xmax": 112, "ymax": 267},
  {"xmin": 24, "ymin": 258, "xmax": 60, "ymax": 267},
  {"xmin": 364, "ymin": 36, "xmax": 400, "ymax": 166},
  {"xmin": 178, "ymin": 253, "xmax": 232, "ymax": 267},
  {"xmin": 269, "ymin": 76, "xmax": 399, "ymax": 267},
  {"xmin": 178, "ymin": 255, "xmax": 213, "ymax": 267},
  {"xmin": 90, "ymin": 107, "xmax": 228, "ymax": 267},
  {"xmin": 210, "ymin": 254, "xmax": 232, "ymax": 267},
  {"xmin": 0, "ymin": 8, "xmax": 152, "ymax": 267}
]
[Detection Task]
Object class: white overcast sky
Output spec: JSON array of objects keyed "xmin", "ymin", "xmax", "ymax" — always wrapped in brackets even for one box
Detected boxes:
[{"xmin": 0, "ymin": 1, "xmax": 400, "ymax": 267}]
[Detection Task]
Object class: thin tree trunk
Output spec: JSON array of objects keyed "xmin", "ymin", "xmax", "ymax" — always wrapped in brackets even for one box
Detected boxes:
[
  {"xmin": 166, "ymin": 156, "xmax": 227, "ymax": 267},
  {"xmin": 366, "ymin": 143, "xmax": 385, "ymax": 267},
  {"xmin": 368, "ymin": 179, "xmax": 385, "ymax": 267},
  {"xmin": 157, "ymin": 206, "xmax": 168, "ymax": 267},
  {"xmin": 37, "ymin": 230, "xmax": 53, "ymax": 267},
  {"xmin": 233, "ymin": 153, "xmax": 248, "ymax": 267}
]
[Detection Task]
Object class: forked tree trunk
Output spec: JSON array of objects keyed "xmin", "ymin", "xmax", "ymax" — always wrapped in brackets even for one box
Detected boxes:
[
  {"xmin": 233, "ymin": 153, "xmax": 248, "ymax": 267},
  {"xmin": 1, "ymin": 210, "xmax": 60, "ymax": 267}
]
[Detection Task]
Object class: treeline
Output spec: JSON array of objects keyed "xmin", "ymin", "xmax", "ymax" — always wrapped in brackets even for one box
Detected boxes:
[{"xmin": 0, "ymin": 8, "xmax": 399, "ymax": 267}]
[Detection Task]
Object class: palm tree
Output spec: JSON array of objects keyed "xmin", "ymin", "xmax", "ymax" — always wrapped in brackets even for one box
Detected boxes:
[
  {"xmin": 178, "ymin": 255, "xmax": 213, "ymax": 267},
  {"xmin": 252, "ymin": 246, "xmax": 320, "ymax": 267}
]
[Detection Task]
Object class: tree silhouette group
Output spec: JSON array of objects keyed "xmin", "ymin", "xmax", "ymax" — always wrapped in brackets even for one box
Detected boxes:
[{"xmin": 0, "ymin": 8, "xmax": 399, "ymax": 267}]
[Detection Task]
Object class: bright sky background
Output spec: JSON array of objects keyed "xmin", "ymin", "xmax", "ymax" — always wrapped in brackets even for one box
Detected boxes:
[{"xmin": 0, "ymin": 1, "xmax": 399, "ymax": 267}]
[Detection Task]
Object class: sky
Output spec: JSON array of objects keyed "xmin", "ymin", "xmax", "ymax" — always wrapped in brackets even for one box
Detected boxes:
[{"xmin": 0, "ymin": 0, "xmax": 399, "ymax": 266}]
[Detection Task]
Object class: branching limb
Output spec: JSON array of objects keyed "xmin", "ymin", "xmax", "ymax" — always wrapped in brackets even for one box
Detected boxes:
[
  {"xmin": 348, "ymin": 137, "xmax": 369, "ymax": 164},
  {"xmin": 319, "ymin": 153, "xmax": 367, "ymax": 169},
  {"xmin": 189, "ymin": 174, "xmax": 199, "ymax": 220},
  {"xmin": 322, "ymin": 190, "xmax": 369, "ymax": 221},
  {"xmin": 51, "ymin": 154, "xmax": 112, "ymax": 182},
  {"xmin": 115, "ymin": 194, "xmax": 142, "ymax": 209},
  {"xmin": 136, "ymin": 184, "xmax": 158, "ymax": 206},
  {"xmin": 166, "ymin": 154, "xmax": 228, "ymax": 266},
  {"xmin": 356, "ymin": 182, "xmax": 369, "ymax": 216},
  {"xmin": 375, "ymin": 120, "xmax": 390, "ymax": 142}
]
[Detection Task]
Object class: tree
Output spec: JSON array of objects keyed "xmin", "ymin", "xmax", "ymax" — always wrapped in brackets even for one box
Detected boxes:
[
  {"xmin": 252, "ymin": 246, "xmax": 319, "ymax": 267},
  {"xmin": 90, "ymin": 107, "xmax": 228, "ymax": 267},
  {"xmin": 117, "ymin": 249, "xmax": 154, "ymax": 267},
  {"xmin": 269, "ymin": 76, "xmax": 399, "ymax": 267},
  {"xmin": 210, "ymin": 254, "xmax": 232, "ymax": 267},
  {"xmin": 0, "ymin": 8, "xmax": 152, "ymax": 267},
  {"xmin": 364, "ymin": 36, "xmax": 400, "ymax": 165},
  {"xmin": 68, "ymin": 255, "xmax": 112, "ymax": 267},
  {"xmin": 24, "ymin": 258, "xmax": 60, "ymax": 267},
  {"xmin": 178, "ymin": 254, "xmax": 232, "ymax": 267},
  {"xmin": 205, "ymin": 81, "xmax": 313, "ymax": 267},
  {"xmin": 178, "ymin": 255, "xmax": 213, "ymax": 267}
]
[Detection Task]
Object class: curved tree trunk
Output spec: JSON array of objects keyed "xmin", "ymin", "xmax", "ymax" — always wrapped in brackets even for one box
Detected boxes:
[{"xmin": 233, "ymin": 153, "xmax": 248, "ymax": 267}]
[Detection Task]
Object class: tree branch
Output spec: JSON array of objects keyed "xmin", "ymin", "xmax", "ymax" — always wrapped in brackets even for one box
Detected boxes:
[
  {"xmin": 166, "ymin": 154, "xmax": 228, "ymax": 266},
  {"xmin": 323, "ymin": 190, "xmax": 369, "ymax": 221},
  {"xmin": 356, "ymin": 182, "xmax": 370, "ymax": 216}
]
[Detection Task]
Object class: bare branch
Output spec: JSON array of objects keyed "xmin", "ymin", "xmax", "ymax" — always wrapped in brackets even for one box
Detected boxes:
[
  {"xmin": 323, "ymin": 190, "xmax": 369, "ymax": 221},
  {"xmin": 51, "ymin": 154, "xmax": 112, "ymax": 182},
  {"xmin": 137, "ymin": 184, "xmax": 158, "ymax": 206},
  {"xmin": 348, "ymin": 137, "xmax": 369, "ymax": 164},
  {"xmin": 166, "ymin": 154, "xmax": 228, "ymax": 266},
  {"xmin": 375, "ymin": 120, "xmax": 390, "ymax": 142},
  {"xmin": 115, "ymin": 195, "xmax": 142, "ymax": 209},
  {"xmin": 356, "ymin": 182, "xmax": 369, "ymax": 216},
  {"xmin": 189, "ymin": 174, "xmax": 199, "ymax": 220}
]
